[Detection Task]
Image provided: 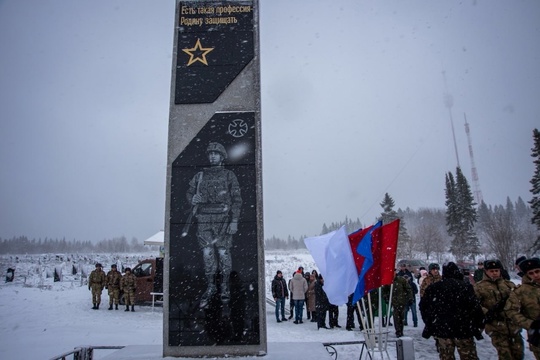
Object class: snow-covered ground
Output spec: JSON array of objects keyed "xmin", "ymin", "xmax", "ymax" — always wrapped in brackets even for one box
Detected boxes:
[{"xmin": 0, "ymin": 250, "xmax": 534, "ymax": 359}]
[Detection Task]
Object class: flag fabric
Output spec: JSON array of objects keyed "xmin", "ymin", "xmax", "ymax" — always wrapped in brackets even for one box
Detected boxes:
[
  {"xmin": 304, "ymin": 226, "xmax": 358, "ymax": 305},
  {"xmin": 350, "ymin": 221, "xmax": 382, "ymax": 304},
  {"xmin": 348, "ymin": 223, "xmax": 377, "ymax": 273},
  {"xmin": 351, "ymin": 219, "xmax": 400, "ymax": 304},
  {"xmin": 364, "ymin": 219, "xmax": 400, "ymax": 294}
]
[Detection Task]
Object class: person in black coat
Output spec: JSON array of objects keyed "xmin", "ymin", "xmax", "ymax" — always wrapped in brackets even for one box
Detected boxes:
[
  {"xmin": 314, "ymin": 274, "xmax": 330, "ymax": 329},
  {"xmin": 271, "ymin": 270, "xmax": 289, "ymax": 323},
  {"xmin": 419, "ymin": 262, "xmax": 484, "ymax": 360}
]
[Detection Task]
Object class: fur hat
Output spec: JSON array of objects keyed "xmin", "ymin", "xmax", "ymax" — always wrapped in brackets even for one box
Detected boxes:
[
  {"xmin": 428, "ymin": 263, "xmax": 440, "ymax": 271},
  {"xmin": 484, "ymin": 260, "xmax": 503, "ymax": 270},
  {"xmin": 442, "ymin": 262, "xmax": 463, "ymax": 280},
  {"xmin": 516, "ymin": 256, "xmax": 527, "ymax": 266},
  {"xmin": 519, "ymin": 258, "xmax": 540, "ymax": 273}
]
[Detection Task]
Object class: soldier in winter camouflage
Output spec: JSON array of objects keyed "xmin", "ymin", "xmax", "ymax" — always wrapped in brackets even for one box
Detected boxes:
[
  {"xmin": 420, "ymin": 263, "xmax": 442, "ymax": 298},
  {"xmin": 474, "ymin": 259, "xmax": 523, "ymax": 360},
  {"xmin": 88, "ymin": 263, "xmax": 106, "ymax": 310},
  {"xmin": 106, "ymin": 264, "xmax": 122, "ymax": 310},
  {"xmin": 383, "ymin": 271, "xmax": 414, "ymax": 337},
  {"xmin": 505, "ymin": 257, "xmax": 540, "ymax": 360},
  {"xmin": 187, "ymin": 142, "xmax": 242, "ymax": 309},
  {"xmin": 121, "ymin": 267, "xmax": 137, "ymax": 312}
]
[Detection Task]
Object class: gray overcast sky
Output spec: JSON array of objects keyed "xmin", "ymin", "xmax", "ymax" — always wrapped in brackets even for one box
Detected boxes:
[{"xmin": 1, "ymin": 0, "xmax": 539, "ymax": 243}]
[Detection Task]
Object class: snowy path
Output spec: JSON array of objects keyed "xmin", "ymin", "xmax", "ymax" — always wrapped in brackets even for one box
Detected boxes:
[{"xmin": 0, "ymin": 281, "xmax": 535, "ymax": 360}]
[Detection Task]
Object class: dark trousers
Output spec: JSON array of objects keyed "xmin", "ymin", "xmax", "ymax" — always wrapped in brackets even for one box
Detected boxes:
[
  {"xmin": 318, "ymin": 308, "xmax": 328, "ymax": 328},
  {"xmin": 329, "ymin": 305, "xmax": 339, "ymax": 327},
  {"xmin": 347, "ymin": 301, "xmax": 362, "ymax": 329}
]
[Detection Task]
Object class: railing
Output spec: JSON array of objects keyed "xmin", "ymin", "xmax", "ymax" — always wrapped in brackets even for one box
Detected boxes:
[
  {"xmin": 323, "ymin": 339, "xmax": 398, "ymax": 360},
  {"xmin": 49, "ymin": 345, "xmax": 124, "ymax": 360}
]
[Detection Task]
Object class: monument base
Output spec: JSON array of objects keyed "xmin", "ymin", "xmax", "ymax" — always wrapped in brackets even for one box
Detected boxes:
[{"xmin": 101, "ymin": 342, "xmax": 331, "ymax": 360}]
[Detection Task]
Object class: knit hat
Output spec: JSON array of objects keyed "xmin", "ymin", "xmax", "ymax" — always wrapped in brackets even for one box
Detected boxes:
[
  {"xmin": 484, "ymin": 260, "xmax": 503, "ymax": 270},
  {"xmin": 442, "ymin": 262, "xmax": 463, "ymax": 280},
  {"xmin": 519, "ymin": 258, "xmax": 540, "ymax": 273},
  {"xmin": 276, "ymin": 270, "xmax": 282, "ymax": 275},
  {"xmin": 428, "ymin": 263, "xmax": 440, "ymax": 271},
  {"xmin": 420, "ymin": 269, "xmax": 428, "ymax": 277}
]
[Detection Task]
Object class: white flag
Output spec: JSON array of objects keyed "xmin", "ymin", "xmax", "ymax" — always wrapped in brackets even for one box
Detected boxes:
[{"xmin": 304, "ymin": 226, "xmax": 358, "ymax": 305}]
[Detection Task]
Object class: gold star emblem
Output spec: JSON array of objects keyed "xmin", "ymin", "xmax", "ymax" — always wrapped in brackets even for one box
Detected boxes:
[{"xmin": 182, "ymin": 38, "xmax": 214, "ymax": 66}]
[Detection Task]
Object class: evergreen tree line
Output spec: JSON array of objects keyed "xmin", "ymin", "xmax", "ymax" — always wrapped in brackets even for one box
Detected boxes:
[
  {"xmin": 266, "ymin": 128, "xmax": 540, "ymax": 273},
  {"xmin": 0, "ymin": 235, "xmax": 146, "ymax": 254}
]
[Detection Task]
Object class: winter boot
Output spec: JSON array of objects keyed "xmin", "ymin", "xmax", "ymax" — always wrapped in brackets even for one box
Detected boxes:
[
  {"xmin": 96, "ymin": 303, "xmax": 100, "ymax": 310},
  {"xmin": 92, "ymin": 304, "xmax": 97, "ymax": 310},
  {"xmin": 131, "ymin": 305, "xmax": 135, "ymax": 312},
  {"xmin": 199, "ymin": 283, "xmax": 217, "ymax": 309},
  {"xmin": 115, "ymin": 304, "xmax": 118, "ymax": 310},
  {"xmin": 125, "ymin": 305, "xmax": 130, "ymax": 311},
  {"xmin": 108, "ymin": 304, "xmax": 113, "ymax": 310},
  {"xmin": 220, "ymin": 283, "xmax": 230, "ymax": 303}
]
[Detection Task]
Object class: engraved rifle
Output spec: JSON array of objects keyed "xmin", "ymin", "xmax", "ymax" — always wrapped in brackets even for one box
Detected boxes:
[{"xmin": 181, "ymin": 172, "xmax": 203, "ymax": 237}]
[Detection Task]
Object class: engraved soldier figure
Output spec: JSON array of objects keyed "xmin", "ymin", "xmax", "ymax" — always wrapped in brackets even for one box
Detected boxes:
[
  {"xmin": 88, "ymin": 263, "xmax": 106, "ymax": 310},
  {"xmin": 187, "ymin": 142, "xmax": 242, "ymax": 309},
  {"xmin": 121, "ymin": 267, "xmax": 137, "ymax": 312},
  {"xmin": 106, "ymin": 264, "xmax": 122, "ymax": 310}
]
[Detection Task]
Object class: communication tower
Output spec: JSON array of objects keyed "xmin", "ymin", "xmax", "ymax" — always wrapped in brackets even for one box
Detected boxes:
[
  {"xmin": 442, "ymin": 71, "xmax": 460, "ymax": 168},
  {"xmin": 464, "ymin": 113, "xmax": 483, "ymax": 204}
]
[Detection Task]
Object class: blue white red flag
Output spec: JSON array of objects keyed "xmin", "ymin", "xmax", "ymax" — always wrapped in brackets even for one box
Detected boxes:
[{"xmin": 350, "ymin": 221, "xmax": 382, "ymax": 304}]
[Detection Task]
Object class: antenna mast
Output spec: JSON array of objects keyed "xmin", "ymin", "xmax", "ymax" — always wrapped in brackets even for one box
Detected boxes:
[
  {"xmin": 464, "ymin": 113, "xmax": 483, "ymax": 204},
  {"xmin": 442, "ymin": 71, "xmax": 460, "ymax": 168}
]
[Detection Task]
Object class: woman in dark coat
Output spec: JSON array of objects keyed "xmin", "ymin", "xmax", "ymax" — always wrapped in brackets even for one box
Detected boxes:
[{"xmin": 315, "ymin": 274, "xmax": 330, "ymax": 329}]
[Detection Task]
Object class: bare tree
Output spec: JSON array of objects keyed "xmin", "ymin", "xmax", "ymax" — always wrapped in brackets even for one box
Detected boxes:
[{"xmin": 477, "ymin": 200, "xmax": 518, "ymax": 270}]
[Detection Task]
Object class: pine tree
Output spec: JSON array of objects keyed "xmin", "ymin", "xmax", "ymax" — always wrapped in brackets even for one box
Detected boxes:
[
  {"xmin": 379, "ymin": 193, "xmax": 411, "ymax": 258},
  {"xmin": 529, "ymin": 128, "xmax": 540, "ymax": 253},
  {"xmin": 445, "ymin": 167, "xmax": 479, "ymax": 261}
]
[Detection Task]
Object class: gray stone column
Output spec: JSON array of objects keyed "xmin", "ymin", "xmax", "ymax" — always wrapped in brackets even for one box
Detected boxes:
[{"xmin": 163, "ymin": 0, "xmax": 266, "ymax": 357}]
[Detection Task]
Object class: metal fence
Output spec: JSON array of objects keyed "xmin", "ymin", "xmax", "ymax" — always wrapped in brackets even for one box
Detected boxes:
[{"xmin": 49, "ymin": 345, "xmax": 124, "ymax": 360}]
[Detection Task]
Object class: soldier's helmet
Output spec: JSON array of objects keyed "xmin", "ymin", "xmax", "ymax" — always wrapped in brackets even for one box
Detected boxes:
[{"xmin": 206, "ymin": 142, "xmax": 227, "ymax": 159}]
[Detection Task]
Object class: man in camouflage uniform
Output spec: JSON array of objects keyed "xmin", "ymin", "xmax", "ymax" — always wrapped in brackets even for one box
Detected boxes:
[
  {"xmin": 187, "ymin": 142, "xmax": 242, "ymax": 309},
  {"xmin": 420, "ymin": 263, "xmax": 442, "ymax": 298},
  {"xmin": 88, "ymin": 263, "xmax": 107, "ymax": 310},
  {"xmin": 474, "ymin": 259, "xmax": 523, "ymax": 360},
  {"xmin": 505, "ymin": 257, "xmax": 540, "ymax": 359},
  {"xmin": 121, "ymin": 267, "xmax": 137, "ymax": 312},
  {"xmin": 106, "ymin": 264, "xmax": 122, "ymax": 310},
  {"xmin": 383, "ymin": 271, "xmax": 414, "ymax": 337},
  {"xmin": 420, "ymin": 262, "xmax": 484, "ymax": 360}
]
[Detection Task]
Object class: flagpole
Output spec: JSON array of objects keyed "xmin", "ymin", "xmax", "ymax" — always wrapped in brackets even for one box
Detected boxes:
[{"xmin": 358, "ymin": 298, "xmax": 369, "ymax": 331}]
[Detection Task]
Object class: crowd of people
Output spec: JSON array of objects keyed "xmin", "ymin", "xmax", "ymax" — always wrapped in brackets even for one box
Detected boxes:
[
  {"xmin": 271, "ymin": 266, "xmax": 353, "ymax": 330},
  {"xmin": 411, "ymin": 257, "xmax": 540, "ymax": 360},
  {"xmin": 273, "ymin": 256, "xmax": 540, "ymax": 360},
  {"xmin": 88, "ymin": 263, "xmax": 137, "ymax": 311}
]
